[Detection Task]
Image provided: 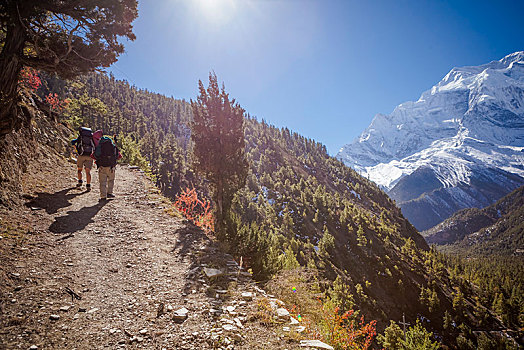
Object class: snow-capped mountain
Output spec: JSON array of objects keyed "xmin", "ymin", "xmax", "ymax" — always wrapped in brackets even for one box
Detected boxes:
[{"xmin": 337, "ymin": 51, "xmax": 524, "ymax": 231}]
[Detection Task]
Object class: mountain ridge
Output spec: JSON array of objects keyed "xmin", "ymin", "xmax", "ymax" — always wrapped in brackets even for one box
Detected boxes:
[
  {"xmin": 337, "ymin": 51, "xmax": 524, "ymax": 230},
  {"xmin": 423, "ymin": 184, "xmax": 524, "ymax": 256}
]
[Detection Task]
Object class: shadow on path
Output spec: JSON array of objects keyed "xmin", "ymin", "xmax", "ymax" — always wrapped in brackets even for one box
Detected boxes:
[
  {"xmin": 26, "ymin": 187, "xmax": 87, "ymax": 214},
  {"xmin": 49, "ymin": 201, "xmax": 107, "ymax": 234},
  {"xmin": 171, "ymin": 225, "xmax": 202, "ymax": 258}
]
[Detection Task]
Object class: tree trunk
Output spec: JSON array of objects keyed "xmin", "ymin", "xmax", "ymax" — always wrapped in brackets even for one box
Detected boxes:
[
  {"xmin": 215, "ymin": 177, "xmax": 224, "ymax": 237},
  {"xmin": 0, "ymin": 17, "xmax": 27, "ymax": 137}
]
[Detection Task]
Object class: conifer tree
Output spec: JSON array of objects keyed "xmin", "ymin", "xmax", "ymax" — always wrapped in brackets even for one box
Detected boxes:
[
  {"xmin": 443, "ymin": 310, "xmax": 452, "ymax": 330},
  {"xmin": 191, "ymin": 72, "xmax": 248, "ymax": 238},
  {"xmin": 377, "ymin": 321, "xmax": 403, "ymax": 350},
  {"xmin": 453, "ymin": 287, "xmax": 466, "ymax": 317},
  {"xmin": 402, "ymin": 320, "xmax": 440, "ymax": 350},
  {"xmin": 0, "ymin": 0, "xmax": 137, "ymax": 136},
  {"xmin": 357, "ymin": 225, "xmax": 367, "ymax": 247},
  {"xmin": 319, "ymin": 226, "xmax": 335, "ymax": 257}
]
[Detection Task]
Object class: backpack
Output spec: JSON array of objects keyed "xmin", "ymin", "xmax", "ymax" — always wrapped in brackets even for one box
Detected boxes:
[
  {"xmin": 76, "ymin": 127, "xmax": 94, "ymax": 156},
  {"xmin": 96, "ymin": 137, "xmax": 118, "ymax": 168}
]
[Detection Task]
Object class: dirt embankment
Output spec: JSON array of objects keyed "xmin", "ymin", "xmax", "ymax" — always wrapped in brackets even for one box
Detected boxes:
[{"xmin": 0, "ymin": 92, "xmax": 71, "ymax": 208}]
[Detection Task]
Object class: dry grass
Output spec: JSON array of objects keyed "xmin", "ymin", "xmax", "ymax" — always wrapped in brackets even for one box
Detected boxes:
[
  {"xmin": 164, "ymin": 205, "xmax": 183, "ymax": 218},
  {"xmin": 253, "ymin": 297, "xmax": 279, "ymax": 326},
  {"xmin": 266, "ymin": 268, "xmax": 326, "ymax": 326},
  {"xmin": 0, "ymin": 217, "xmax": 29, "ymax": 244}
]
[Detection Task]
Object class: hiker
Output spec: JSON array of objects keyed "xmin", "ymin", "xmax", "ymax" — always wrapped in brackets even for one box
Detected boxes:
[
  {"xmin": 71, "ymin": 127, "xmax": 95, "ymax": 190},
  {"xmin": 93, "ymin": 134, "xmax": 121, "ymax": 201}
]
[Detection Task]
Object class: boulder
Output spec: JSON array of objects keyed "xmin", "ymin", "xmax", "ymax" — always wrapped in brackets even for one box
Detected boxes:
[
  {"xmin": 203, "ymin": 268, "xmax": 224, "ymax": 278},
  {"xmin": 241, "ymin": 292, "xmax": 254, "ymax": 301},
  {"xmin": 300, "ymin": 340, "xmax": 334, "ymax": 349},
  {"xmin": 173, "ymin": 307, "xmax": 189, "ymax": 322},
  {"xmin": 276, "ymin": 308, "xmax": 290, "ymax": 321}
]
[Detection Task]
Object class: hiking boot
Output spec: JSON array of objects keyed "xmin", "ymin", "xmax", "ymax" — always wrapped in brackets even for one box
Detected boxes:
[
  {"xmin": 76, "ymin": 180, "xmax": 83, "ymax": 187},
  {"xmin": 107, "ymin": 193, "xmax": 115, "ymax": 198},
  {"xmin": 99, "ymin": 197, "xmax": 107, "ymax": 202},
  {"xmin": 86, "ymin": 184, "xmax": 91, "ymax": 191}
]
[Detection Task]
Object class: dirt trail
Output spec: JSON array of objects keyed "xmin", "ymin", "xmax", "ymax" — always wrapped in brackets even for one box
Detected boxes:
[{"xmin": 0, "ymin": 164, "xmax": 301, "ymax": 350}]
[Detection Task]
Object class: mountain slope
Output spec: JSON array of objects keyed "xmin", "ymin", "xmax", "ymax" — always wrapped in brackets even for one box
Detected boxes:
[
  {"xmin": 337, "ymin": 52, "xmax": 524, "ymax": 230},
  {"xmin": 37, "ymin": 72, "xmax": 520, "ymax": 347},
  {"xmin": 423, "ymin": 185, "xmax": 524, "ymax": 255},
  {"xmin": 0, "ymin": 95, "xmax": 318, "ymax": 350}
]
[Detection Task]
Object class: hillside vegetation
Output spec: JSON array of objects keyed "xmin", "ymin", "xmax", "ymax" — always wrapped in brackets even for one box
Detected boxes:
[
  {"xmin": 421, "ymin": 186, "xmax": 524, "ymax": 335},
  {"xmin": 32, "ymin": 71, "xmax": 522, "ymax": 348},
  {"xmin": 423, "ymin": 185, "xmax": 524, "ymax": 256}
]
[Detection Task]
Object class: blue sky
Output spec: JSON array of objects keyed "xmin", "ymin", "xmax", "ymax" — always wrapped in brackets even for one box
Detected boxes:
[{"xmin": 109, "ymin": 0, "xmax": 524, "ymax": 155}]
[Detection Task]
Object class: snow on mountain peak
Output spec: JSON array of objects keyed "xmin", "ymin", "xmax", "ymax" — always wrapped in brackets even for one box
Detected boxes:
[
  {"xmin": 337, "ymin": 52, "xmax": 524, "ymax": 192},
  {"xmin": 499, "ymin": 50, "xmax": 524, "ymax": 67}
]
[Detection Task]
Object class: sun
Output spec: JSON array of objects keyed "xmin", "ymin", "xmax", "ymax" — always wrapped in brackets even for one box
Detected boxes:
[{"xmin": 194, "ymin": 0, "xmax": 238, "ymax": 25}]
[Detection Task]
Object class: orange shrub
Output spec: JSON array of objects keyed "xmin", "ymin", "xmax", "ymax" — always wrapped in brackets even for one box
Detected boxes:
[
  {"xmin": 19, "ymin": 67, "xmax": 41, "ymax": 91},
  {"xmin": 45, "ymin": 93, "xmax": 70, "ymax": 112},
  {"xmin": 174, "ymin": 187, "xmax": 214, "ymax": 232},
  {"xmin": 320, "ymin": 301, "xmax": 377, "ymax": 350},
  {"xmin": 288, "ymin": 299, "xmax": 377, "ymax": 350}
]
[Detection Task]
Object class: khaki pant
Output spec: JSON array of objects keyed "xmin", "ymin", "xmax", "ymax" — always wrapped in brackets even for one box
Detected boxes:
[
  {"xmin": 77, "ymin": 155, "xmax": 93, "ymax": 169},
  {"xmin": 98, "ymin": 166, "xmax": 115, "ymax": 198}
]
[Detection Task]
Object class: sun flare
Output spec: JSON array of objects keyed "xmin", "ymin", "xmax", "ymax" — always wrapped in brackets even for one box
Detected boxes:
[{"xmin": 194, "ymin": 0, "xmax": 237, "ymax": 24}]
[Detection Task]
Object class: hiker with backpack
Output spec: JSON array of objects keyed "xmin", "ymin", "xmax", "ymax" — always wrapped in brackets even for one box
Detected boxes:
[
  {"xmin": 93, "ymin": 133, "xmax": 121, "ymax": 201},
  {"xmin": 71, "ymin": 127, "xmax": 95, "ymax": 191}
]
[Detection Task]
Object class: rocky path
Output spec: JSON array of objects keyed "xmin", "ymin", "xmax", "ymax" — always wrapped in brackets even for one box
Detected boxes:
[{"xmin": 0, "ymin": 164, "xmax": 308, "ymax": 350}]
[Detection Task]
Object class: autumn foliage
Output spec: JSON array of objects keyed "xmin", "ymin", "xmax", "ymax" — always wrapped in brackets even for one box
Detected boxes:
[
  {"xmin": 320, "ymin": 306, "xmax": 377, "ymax": 350},
  {"xmin": 174, "ymin": 188, "xmax": 214, "ymax": 232},
  {"xmin": 18, "ymin": 67, "xmax": 42, "ymax": 92},
  {"xmin": 290, "ymin": 300, "xmax": 376, "ymax": 350},
  {"xmin": 45, "ymin": 93, "xmax": 70, "ymax": 113},
  {"xmin": 18, "ymin": 68, "xmax": 69, "ymax": 113}
]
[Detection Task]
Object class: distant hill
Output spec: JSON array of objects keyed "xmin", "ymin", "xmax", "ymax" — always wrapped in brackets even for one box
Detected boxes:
[
  {"xmin": 337, "ymin": 52, "xmax": 524, "ymax": 231},
  {"xmin": 423, "ymin": 185, "xmax": 524, "ymax": 256}
]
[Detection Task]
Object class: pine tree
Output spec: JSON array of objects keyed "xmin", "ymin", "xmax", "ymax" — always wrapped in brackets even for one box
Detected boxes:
[
  {"xmin": 443, "ymin": 310, "xmax": 452, "ymax": 329},
  {"xmin": 491, "ymin": 292, "xmax": 504, "ymax": 316},
  {"xmin": 453, "ymin": 287, "xmax": 466, "ymax": 317},
  {"xmin": 402, "ymin": 319, "xmax": 440, "ymax": 350},
  {"xmin": 476, "ymin": 333, "xmax": 495, "ymax": 350},
  {"xmin": 429, "ymin": 288, "xmax": 440, "ymax": 313},
  {"xmin": 281, "ymin": 207, "xmax": 294, "ymax": 235},
  {"xmin": 330, "ymin": 276, "xmax": 355, "ymax": 312},
  {"xmin": 377, "ymin": 321, "xmax": 403, "ymax": 350},
  {"xmin": 191, "ymin": 72, "xmax": 248, "ymax": 238},
  {"xmin": 319, "ymin": 226, "xmax": 335, "ymax": 257},
  {"xmin": 0, "ymin": 0, "xmax": 137, "ymax": 136},
  {"xmin": 357, "ymin": 225, "xmax": 367, "ymax": 247}
]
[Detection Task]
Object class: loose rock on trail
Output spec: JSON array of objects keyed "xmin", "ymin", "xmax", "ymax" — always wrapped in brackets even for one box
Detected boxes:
[{"xmin": 0, "ymin": 164, "xmax": 306, "ymax": 349}]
